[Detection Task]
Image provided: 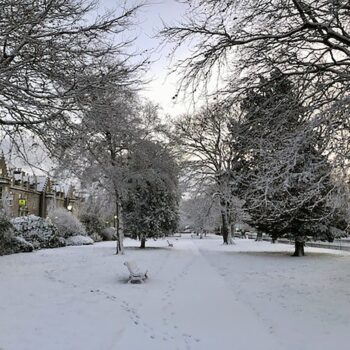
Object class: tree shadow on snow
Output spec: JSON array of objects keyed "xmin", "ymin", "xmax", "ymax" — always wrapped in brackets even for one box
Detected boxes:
[{"xmin": 124, "ymin": 246, "xmax": 171, "ymax": 251}]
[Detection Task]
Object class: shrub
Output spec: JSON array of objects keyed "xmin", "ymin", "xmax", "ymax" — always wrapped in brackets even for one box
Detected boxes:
[
  {"xmin": 1, "ymin": 211, "xmax": 35, "ymax": 255},
  {"xmin": 66, "ymin": 235, "xmax": 94, "ymax": 246},
  {"xmin": 0, "ymin": 210, "xmax": 16, "ymax": 255},
  {"xmin": 11, "ymin": 215, "xmax": 65, "ymax": 249},
  {"xmin": 100, "ymin": 227, "xmax": 117, "ymax": 241},
  {"xmin": 48, "ymin": 208, "xmax": 86, "ymax": 238},
  {"xmin": 11, "ymin": 236, "xmax": 34, "ymax": 253}
]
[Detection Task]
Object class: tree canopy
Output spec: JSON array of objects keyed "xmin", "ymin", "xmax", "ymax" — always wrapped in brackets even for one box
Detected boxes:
[{"xmin": 0, "ymin": 0, "xmax": 145, "ymax": 156}]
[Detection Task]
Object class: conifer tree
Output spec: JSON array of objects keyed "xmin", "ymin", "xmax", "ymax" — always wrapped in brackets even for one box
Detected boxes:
[
  {"xmin": 236, "ymin": 71, "xmax": 346, "ymax": 256},
  {"xmin": 122, "ymin": 140, "xmax": 179, "ymax": 248}
]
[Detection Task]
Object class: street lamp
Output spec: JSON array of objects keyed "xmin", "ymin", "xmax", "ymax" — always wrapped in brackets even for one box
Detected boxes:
[
  {"xmin": 67, "ymin": 204, "xmax": 73, "ymax": 211},
  {"xmin": 114, "ymin": 215, "xmax": 118, "ymax": 228}
]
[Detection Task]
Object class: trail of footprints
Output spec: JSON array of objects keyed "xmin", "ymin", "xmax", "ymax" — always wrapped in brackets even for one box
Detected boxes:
[
  {"xmin": 120, "ymin": 257, "xmax": 201, "ymax": 349},
  {"xmin": 44, "ymin": 269, "xmax": 119, "ymax": 302},
  {"xmin": 45, "ymin": 256, "xmax": 202, "ymax": 348},
  {"xmin": 161, "ymin": 257, "xmax": 201, "ymax": 348},
  {"xmin": 207, "ymin": 259, "xmax": 277, "ymax": 336}
]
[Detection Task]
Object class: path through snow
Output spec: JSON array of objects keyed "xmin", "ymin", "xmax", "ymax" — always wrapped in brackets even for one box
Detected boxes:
[{"xmin": 0, "ymin": 236, "xmax": 349, "ymax": 350}]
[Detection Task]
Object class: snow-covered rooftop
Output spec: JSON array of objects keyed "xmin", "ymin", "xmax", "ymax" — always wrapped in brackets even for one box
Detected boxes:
[{"xmin": 36, "ymin": 176, "xmax": 48, "ymax": 192}]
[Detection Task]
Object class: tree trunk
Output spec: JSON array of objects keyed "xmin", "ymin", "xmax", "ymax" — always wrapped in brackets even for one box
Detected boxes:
[
  {"xmin": 221, "ymin": 219, "xmax": 228, "ymax": 244},
  {"xmin": 227, "ymin": 223, "xmax": 235, "ymax": 245},
  {"xmin": 293, "ymin": 240, "xmax": 305, "ymax": 257},
  {"xmin": 118, "ymin": 229, "xmax": 124, "ymax": 254},
  {"xmin": 255, "ymin": 231, "xmax": 262, "ymax": 241},
  {"xmin": 140, "ymin": 236, "xmax": 146, "ymax": 249},
  {"xmin": 115, "ymin": 196, "xmax": 124, "ymax": 255},
  {"xmin": 116, "ymin": 231, "xmax": 124, "ymax": 255},
  {"xmin": 220, "ymin": 206, "xmax": 229, "ymax": 244}
]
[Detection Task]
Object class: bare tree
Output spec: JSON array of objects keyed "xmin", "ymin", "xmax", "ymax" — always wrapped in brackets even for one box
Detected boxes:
[
  {"xmin": 162, "ymin": 0, "xmax": 350, "ymax": 96},
  {"xmin": 54, "ymin": 85, "xmax": 142, "ymax": 254},
  {"xmin": 171, "ymin": 102, "xmax": 245, "ymax": 244},
  {"xmin": 0, "ymin": 0, "xmax": 145, "ymax": 150},
  {"xmin": 179, "ymin": 191, "xmax": 221, "ymax": 234},
  {"xmin": 161, "ymin": 0, "xmax": 350, "ymax": 167},
  {"xmin": 54, "ymin": 81, "xmax": 179, "ymax": 252}
]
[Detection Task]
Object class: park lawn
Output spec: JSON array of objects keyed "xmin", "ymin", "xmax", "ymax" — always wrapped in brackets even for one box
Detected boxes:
[{"xmin": 0, "ymin": 236, "xmax": 349, "ymax": 350}]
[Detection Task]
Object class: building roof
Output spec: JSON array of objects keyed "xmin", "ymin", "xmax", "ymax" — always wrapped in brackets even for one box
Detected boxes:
[
  {"xmin": 0, "ymin": 156, "xmax": 76, "ymax": 198},
  {"xmin": 36, "ymin": 176, "xmax": 48, "ymax": 192}
]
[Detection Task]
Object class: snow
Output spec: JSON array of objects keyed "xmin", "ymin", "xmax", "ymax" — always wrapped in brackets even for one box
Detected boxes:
[
  {"xmin": 1, "ymin": 235, "xmax": 350, "ymax": 350},
  {"xmin": 35, "ymin": 176, "xmax": 48, "ymax": 192},
  {"xmin": 11, "ymin": 215, "xmax": 64, "ymax": 249},
  {"xmin": 65, "ymin": 235, "xmax": 94, "ymax": 246}
]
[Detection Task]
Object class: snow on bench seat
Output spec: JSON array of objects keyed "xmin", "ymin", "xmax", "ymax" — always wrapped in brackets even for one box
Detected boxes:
[{"xmin": 124, "ymin": 261, "xmax": 148, "ymax": 284}]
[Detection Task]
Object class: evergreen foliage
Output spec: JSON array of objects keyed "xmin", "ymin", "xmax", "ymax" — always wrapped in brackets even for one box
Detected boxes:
[
  {"xmin": 11, "ymin": 215, "xmax": 65, "ymax": 250},
  {"xmin": 235, "ymin": 72, "xmax": 348, "ymax": 254},
  {"xmin": 122, "ymin": 141, "xmax": 179, "ymax": 248},
  {"xmin": 79, "ymin": 213, "xmax": 105, "ymax": 242},
  {"xmin": 0, "ymin": 210, "xmax": 15, "ymax": 255}
]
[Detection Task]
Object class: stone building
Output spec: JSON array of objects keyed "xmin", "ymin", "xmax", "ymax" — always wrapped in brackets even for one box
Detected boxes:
[{"xmin": 0, "ymin": 154, "xmax": 76, "ymax": 218}]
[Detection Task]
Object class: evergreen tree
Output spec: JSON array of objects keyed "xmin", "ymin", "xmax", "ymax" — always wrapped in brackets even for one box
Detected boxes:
[
  {"xmin": 122, "ymin": 140, "xmax": 179, "ymax": 248},
  {"xmin": 236, "ymin": 71, "xmax": 346, "ymax": 256}
]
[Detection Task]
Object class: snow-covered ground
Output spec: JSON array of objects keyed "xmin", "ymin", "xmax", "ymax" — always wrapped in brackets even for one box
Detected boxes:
[{"xmin": 1, "ymin": 235, "xmax": 350, "ymax": 350}]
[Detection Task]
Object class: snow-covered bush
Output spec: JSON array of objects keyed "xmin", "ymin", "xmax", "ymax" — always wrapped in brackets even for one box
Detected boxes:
[
  {"xmin": 100, "ymin": 227, "xmax": 117, "ymax": 241},
  {"xmin": 11, "ymin": 236, "xmax": 34, "ymax": 253},
  {"xmin": 11, "ymin": 215, "xmax": 65, "ymax": 249},
  {"xmin": 48, "ymin": 208, "xmax": 86, "ymax": 238},
  {"xmin": 1, "ymin": 211, "xmax": 34, "ymax": 255},
  {"xmin": 0, "ymin": 210, "xmax": 16, "ymax": 255},
  {"xmin": 65, "ymin": 235, "xmax": 94, "ymax": 246}
]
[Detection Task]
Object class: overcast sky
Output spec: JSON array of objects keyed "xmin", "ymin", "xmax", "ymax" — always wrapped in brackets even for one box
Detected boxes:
[{"xmin": 99, "ymin": 0, "xmax": 190, "ymax": 117}]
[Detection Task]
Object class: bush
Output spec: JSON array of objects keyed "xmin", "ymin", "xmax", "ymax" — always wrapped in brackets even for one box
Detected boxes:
[
  {"xmin": 48, "ymin": 208, "xmax": 86, "ymax": 238},
  {"xmin": 11, "ymin": 236, "xmax": 34, "ymax": 253},
  {"xmin": 100, "ymin": 227, "xmax": 117, "ymax": 241},
  {"xmin": 0, "ymin": 210, "xmax": 16, "ymax": 255},
  {"xmin": 11, "ymin": 215, "xmax": 65, "ymax": 249},
  {"xmin": 65, "ymin": 235, "xmax": 94, "ymax": 246},
  {"xmin": 1, "ymin": 211, "xmax": 34, "ymax": 255}
]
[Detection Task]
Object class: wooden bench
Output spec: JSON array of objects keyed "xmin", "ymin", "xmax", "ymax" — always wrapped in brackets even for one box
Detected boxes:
[{"xmin": 124, "ymin": 261, "xmax": 148, "ymax": 284}]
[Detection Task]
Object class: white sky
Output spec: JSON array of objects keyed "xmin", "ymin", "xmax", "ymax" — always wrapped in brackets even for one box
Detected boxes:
[{"xmin": 99, "ymin": 0, "xmax": 192, "ymax": 117}]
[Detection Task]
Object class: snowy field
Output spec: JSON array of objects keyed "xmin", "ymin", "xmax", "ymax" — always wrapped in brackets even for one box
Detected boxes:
[{"xmin": 1, "ymin": 235, "xmax": 350, "ymax": 350}]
